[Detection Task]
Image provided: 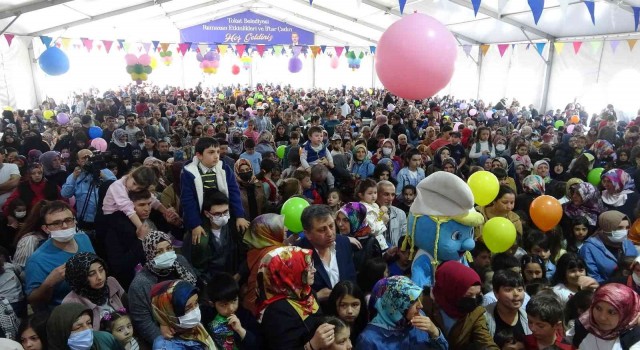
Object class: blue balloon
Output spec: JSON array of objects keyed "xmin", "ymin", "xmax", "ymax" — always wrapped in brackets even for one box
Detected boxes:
[
  {"xmin": 38, "ymin": 47, "xmax": 70, "ymax": 76},
  {"xmin": 88, "ymin": 126, "xmax": 103, "ymax": 139}
]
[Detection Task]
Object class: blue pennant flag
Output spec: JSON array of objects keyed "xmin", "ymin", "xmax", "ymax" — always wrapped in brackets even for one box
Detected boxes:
[
  {"xmin": 320, "ymin": 45, "xmax": 327, "ymax": 53},
  {"xmin": 471, "ymin": 0, "xmax": 482, "ymax": 16},
  {"xmin": 117, "ymin": 39, "xmax": 125, "ymax": 49},
  {"xmin": 151, "ymin": 41, "xmax": 159, "ymax": 51},
  {"xmin": 370, "ymin": 46, "xmax": 376, "ymax": 54},
  {"xmin": 39, "ymin": 36, "xmax": 52, "ymax": 48},
  {"xmin": 399, "ymin": 0, "xmax": 407, "ymax": 14},
  {"xmin": 584, "ymin": 1, "xmax": 595, "ymax": 25},
  {"xmin": 528, "ymin": 0, "xmax": 544, "ymax": 24},
  {"xmin": 535, "ymin": 42, "xmax": 546, "ymax": 55},
  {"xmin": 633, "ymin": 6, "xmax": 640, "ymax": 31}
]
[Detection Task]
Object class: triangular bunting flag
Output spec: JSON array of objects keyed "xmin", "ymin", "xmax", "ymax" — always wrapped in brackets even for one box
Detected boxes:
[
  {"xmin": 102, "ymin": 40, "xmax": 113, "ymax": 54},
  {"xmin": 610, "ymin": 40, "xmax": 620, "ymax": 53},
  {"xmin": 633, "ymin": 7, "xmax": 640, "ymax": 31},
  {"xmin": 309, "ymin": 0, "xmax": 313, "ymax": 4},
  {"xmin": 590, "ymin": 40, "xmax": 603, "ymax": 54},
  {"xmin": 198, "ymin": 44, "xmax": 208, "ymax": 54},
  {"xmin": 528, "ymin": 0, "xmax": 544, "ymax": 25},
  {"xmin": 4, "ymin": 34, "xmax": 14, "ymax": 47},
  {"xmin": 498, "ymin": 0, "xmax": 509, "ymax": 16},
  {"xmin": 40, "ymin": 36, "xmax": 53, "ymax": 48},
  {"xmin": 335, "ymin": 46, "xmax": 344, "ymax": 57},
  {"xmin": 584, "ymin": 1, "xmax": 595, "ymax": 25},
  {"xmin": 535, "ymin": 42, "xmax": 546, "ymax": 55},
  {"xmin": 178, "ymin": 43, "xmax": 189, "ymax": 56},
  {"xmin": 309, "ymin": 45, "xmax": 320, "ymax": 57},
  {"xmin": 511, "ymin": 43, "xmax": 516, "ymax": 49},
  {"xmin": 152, "ymin": 41, "xmax": 159, "ymax": 51},
  {"xmin": 189, "ymin": 42, "xmax": 197, "ymax": 52},
  {"xmin": 272, "ymin": 45, "xmax": 282, "ymax": 56},
  {"xmin": 498, "ymin": 44, "xmax": 509, "ymax": 57},
  {"xmin": 320, "ymin": 45, "xmax": 327, "ymax": 53},
  {"xmin": 345, "ymin": 46, "xmax": 350, "ymax": 54},
  {"xmin": 235, "ymin": 44, "xmax": 246, "ymax": 57},
  {"xmin": 369, "ymin": 46, "xmax": 376, "ymax": 55},
  {"xmin": 218, "ymin": 45, "xmax": 228, "ymax": 55},
  {"xmin": 553, "ymin": 42, "xmax": 564, "ymax": 54},
  {"xmin": 628, "ymin": 39, "xmax": 637, "ymax": 51},
  {"xmin": 573, "ymin": 41, "xmax": 582, "ymax": 54},
  {"xmin": 292, "ymin": 46, "xmax": 302, "ymax": 56},
  {"xmin": 81, "ymin": 38, "xmax": 93, "ymax": 52},
  {"xmin": 123, "ymin": 42, "xmax": 131, "ymax": 52},
  {"xmin": 462, "ymin": 45, "xmax": 472, "ymax": 56},
  {"xmin": 117, "ymin": 39, "xmax": 125, "ymax": 50},
  {"xmin": 480, "ymin": 44, "xmax": 490, "ymax": 55},
  {"xmin": 399, "ymin": 0, "xmax": 407, "ymax": 14},
  {"xmin": 472, "ymin": 0, "xmax": 482, "ymax": 16},
  {"xmin": 256, "ymin": 44, "xmax": 266, "ymax": 57},
  {"xmin": 160, "ymin": 43, "xmax": 170, "ymax": 52},
  {"xmin": 142, "ymin": 42, "xmax": 152, "ymax": 53},
  {"xmin": 61, "ymin": 38, "xmax": 71, "ymax": 50},
  {"xmin": 526, "ymin": 43, "xmax": 531, "ymax": 50}
]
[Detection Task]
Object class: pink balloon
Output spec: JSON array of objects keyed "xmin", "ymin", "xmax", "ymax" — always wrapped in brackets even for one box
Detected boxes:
[
  {"xmin": 211, "ymin": 60, "xmax": 220, "ymax": 68},
  {"xmin": 90, "ymin": 138, "xmax": 108, "ymax": 152},
  {"xmin": 375, "ymin": 13, "xmax": 457, "ymax": 100},
  {"xmin": 203, "ymin": 61, "xmax": 211, "ymax": 69},
  {"xmin": 138, "ymin": 54, "xmax": 151, "ymax": 66},
  {"xmin": 453, "ymin": 122, "xmax": 463, "ymax": 131},
  {"xmin": 567, "ymin": 124, "xmax": 575, "ymax": 134},
  {"xmin": 330, "ymin": 56, "xmax": 339, "ymax": 69},
  {"xmin": 469, "ymin": 109, "xmax": 477, "ymax": 116},
  {"xmin": 246, "ymin": 108, "xmax": 253, "ymax": 114},
  {"xmin": 124, "ymin": 54, "xmax": 138, "ymax": 66}
]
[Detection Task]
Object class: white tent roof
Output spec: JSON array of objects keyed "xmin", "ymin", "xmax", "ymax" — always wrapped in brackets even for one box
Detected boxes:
[{"xmin": 2, "ymin": 0, "xmax": 640, "ymax": 45}]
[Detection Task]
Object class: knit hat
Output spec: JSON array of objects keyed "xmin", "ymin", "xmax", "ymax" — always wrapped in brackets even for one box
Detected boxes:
[{"xmin": 598, "ymin": 210, "xmax": 628, "ymax": 233}]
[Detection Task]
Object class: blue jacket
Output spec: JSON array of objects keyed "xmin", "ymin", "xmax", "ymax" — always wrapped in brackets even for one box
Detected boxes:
[
  {"xmin": 351, "ymin": 160, "xmax": 375, "ymax": 179},
  {"xmin": 395, "ymin": 167, "xmax": 426, "ymax": 196},
  {"xmin": 180, "ymin": 159, "xmax": 245, "ymax": 231},
  {"xmin": 579, "ymin": 235, "xmax": 638, "ymax": 283},
  {"xmin": 60, "ymin": 169, "xmax": 116, "ymax": 223},
  {"xmin": 297, "ymin": 235, "xmax": 357, "ymax": 292},
  {"xmin": 356, "ymin": 323, "xmax": 448, "ymax": 350}
]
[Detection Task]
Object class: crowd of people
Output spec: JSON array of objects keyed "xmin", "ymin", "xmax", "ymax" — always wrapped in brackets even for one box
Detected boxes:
[{"xmin": 0, "ymin": 82, "xmax": 639, "ymax": 349}]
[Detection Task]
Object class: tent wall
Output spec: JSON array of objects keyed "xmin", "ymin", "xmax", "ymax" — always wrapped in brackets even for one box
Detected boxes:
[{"xmin": 0, "ymin": 37, "xmax": 37, "ymax": 109}]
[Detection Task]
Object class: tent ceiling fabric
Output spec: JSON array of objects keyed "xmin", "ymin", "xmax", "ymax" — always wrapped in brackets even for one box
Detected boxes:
[{"xmin": 0, "ymin": 0, "xmax": 639, "ymax": 44}]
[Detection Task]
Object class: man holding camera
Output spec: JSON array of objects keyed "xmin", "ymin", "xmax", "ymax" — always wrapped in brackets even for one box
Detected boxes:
[{"xmin": 60, "ymin": 149, "xmax": 116, "ymax": 230}]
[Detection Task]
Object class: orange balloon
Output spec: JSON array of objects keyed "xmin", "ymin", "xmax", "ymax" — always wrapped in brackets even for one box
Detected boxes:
[
  {"xmin": 529, "ymin": 195, "xmax": 563, "ymax": 231},
  {"xmin": 570, "ymin": 115, "xmax": 580, "ymax": 124}
]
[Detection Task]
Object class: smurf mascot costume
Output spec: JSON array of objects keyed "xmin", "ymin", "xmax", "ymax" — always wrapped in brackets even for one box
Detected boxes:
[{"xmin": 403, "ymin": 172, "xmax": 484, "ymax": 288}]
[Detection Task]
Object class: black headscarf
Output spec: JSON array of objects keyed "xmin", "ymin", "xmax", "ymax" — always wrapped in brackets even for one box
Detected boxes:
[{"xmin": 65, "ymin": 252, "xmax": 110, "ymax": 306}]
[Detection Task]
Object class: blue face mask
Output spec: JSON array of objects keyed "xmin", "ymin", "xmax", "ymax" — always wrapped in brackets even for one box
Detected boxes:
[{"xmin": 67, "ymin": 328, "xmax": 93, "ymax": 350}]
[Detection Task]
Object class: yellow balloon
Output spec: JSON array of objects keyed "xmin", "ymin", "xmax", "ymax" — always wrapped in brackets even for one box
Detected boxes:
[
  {"xmin": 150, "ymin": 57, "xmax": 157, "ymax": 69},
  {"xmin": 43, "ymin": 110, "xmax": 54, "ymax": 119},
  {"xmin": 130, "ymin": 73, "xmax": 140, "ymax": 80},
  {"xmin": 467, "ymin": 170, "xmax": 499, "ymax": 206},
  {"xmin": 140, "ymin": 73, "xmax": 148, "ymax": 81},
  {"xmin": 3, "ymin": 106, "xmax": 13, "ymax": 111},
  {"xmin": 482, "ymin": 217, "xmax": 517, "ymax": 253}
]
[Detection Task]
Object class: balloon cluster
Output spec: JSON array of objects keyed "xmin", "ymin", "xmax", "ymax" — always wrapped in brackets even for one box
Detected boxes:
[
  {"xmin": 241, "ymin": 56, "xmax": 252, "ymax": 70},
  {"xmin": 346, "ymin": 51, "xmax": 364, "ymax": 71},
  {"xmin": 125, "ymin": 54, "xmax": 155, "ymax": 84},
  {"xmin": 159, "ymin": 51, "xmax": 173, "ymax": 66},
  {"xmin": 197, "ymin": 51, "xmax": 221, "ymax": 74}
]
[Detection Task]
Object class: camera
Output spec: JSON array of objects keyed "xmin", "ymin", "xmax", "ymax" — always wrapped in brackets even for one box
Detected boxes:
[{"xmin": 82, "ymin": 150, "xmax": 112, "ymax": 182}]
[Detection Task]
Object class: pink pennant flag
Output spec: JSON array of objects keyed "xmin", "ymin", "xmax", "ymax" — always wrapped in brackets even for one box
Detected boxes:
[
  {"xmin": 235, "ymin": 44, "xmax": 246, "ymax": 57},
  {"xmin": 497, "ymin": 44, "xmax": 509, "ymax": 57},
  {"xmin": 142, "ymin": 42, "xmax": 152, "ymax": 53},
  {"xmin": 610, "ymin": 40, "xmax": 620, "ymax": 53},
  {"xmin": 335, "ymin": 46, "xmax": 344, "ymax": 57},
  {"xmin": 178, "ymin": 43, "xmax": 190, "ymax": 56},
  {"xmin": 573, "ymin": 41, "xmax": 582, "ymax": 54},
  {"xmin": 256, "ymin": 44, "xmax": 266, "ymax": 57},
  {"xmin": 102, "ymin": 40, "xmax": 113, "ymax": 54},
  {"xmin": 4, "ymin": 34, "xmax": 14, "ymax": 47},
  {"xmin": 81, "ymin": 38, "xmax": 93, "ymax": 52}
]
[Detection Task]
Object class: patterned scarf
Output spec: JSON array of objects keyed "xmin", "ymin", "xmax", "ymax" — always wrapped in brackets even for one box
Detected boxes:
[
  {"xmin": 65, "ymin": 252, "xmax": 110, "ymax": 306},
  {"xmin": 522, "ymin": 175, "xmax": 546, "ymax": 195},
  {"xmin": 256, "ymin": 246, "xmax": 319, "ymax": 321},
  {"xmin": 143, "ymin": 231, "xmax": 197, "ymax": 286},
  {"xmin": 579, "ymin": 283, "xmax": 640, "ymax": 340},
  {"xmin": 338, "ymin": 202, "xmax": 371, "ymax": 238},
  {"xmin": 602, "ymin": 168, "xmax": 636, "ymax": 207},
  {"xmin": 369, "ymin": 276, "xmax": 423, "ymax": 331},
  {"xmin": 590, "ymin": 139, "xmax": 616, "ymax": 161},
  {"xmin": 563, "ymin": 182, "xmax": 605, "ymax": 226}
]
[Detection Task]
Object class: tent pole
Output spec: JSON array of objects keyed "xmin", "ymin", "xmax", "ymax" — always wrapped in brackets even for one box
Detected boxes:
[
  {"xmin": 476, "ymin": 45, "xmax": 483, "ymax": 100},
  {"xmin": 540, "ymin": 39, "xmax": 555, "ymax": 112},
  {"xmin": 595, "ymin": 40, "xmax": 605, "ymax": 83},
  {"xmin": 371, "ymin": 54, "xmax": 375, "ymax": 89},
  {"xmin": 312, "ymin": 55, "xmax": 316, "ymax": 88}
]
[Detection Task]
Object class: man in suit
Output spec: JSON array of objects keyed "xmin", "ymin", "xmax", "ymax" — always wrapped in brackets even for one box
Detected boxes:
[{"xmin": 297, "ymin": 205, "xmax": 356, "ymax": 302}]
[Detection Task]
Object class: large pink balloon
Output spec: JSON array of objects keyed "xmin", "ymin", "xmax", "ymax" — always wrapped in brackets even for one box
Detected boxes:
[
  {"xmin": 138, "ymin": 54, "xmax": 151, "ymax": 66},
  {"xmin": 90, "ymin": 138, "xmax": 108, "ymax": 152},
  {"xmin": 330, "ymin": 56, "xmax": 339, "ymax": 69},
  {"xmin": 124, "ymin": 54, "xmax": 138, "ymax": 66},
  {"xmin": 375, "ymin": 13, "xmax": 457, "ymax": 100}
]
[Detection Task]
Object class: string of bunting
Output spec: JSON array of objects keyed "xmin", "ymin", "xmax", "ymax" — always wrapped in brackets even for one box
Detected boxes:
[{"xmin": 473, "ymin": 39, "xmax": 639, "ymax": 57}]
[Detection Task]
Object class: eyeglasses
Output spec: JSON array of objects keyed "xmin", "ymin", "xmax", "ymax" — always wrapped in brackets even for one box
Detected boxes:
[
  {"xmin": 44, "ymin": 217, "xmax": 75, "ymax": 230},
  {"xmin": 209, "ymin": 210, "xmax": 229, "ymax": 218}
]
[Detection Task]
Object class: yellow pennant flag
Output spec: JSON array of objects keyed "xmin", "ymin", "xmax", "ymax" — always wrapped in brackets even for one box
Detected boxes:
[
  {"xmin": 628, "ymin": 39, "xmax": 637, "ymax": 51},
  {"xmin": 553, "ymin": 42, "xmax": 564, "ymax": 55},
  {"xmin": 217, "ymin": 45, "xmax": 228, "ymax": 55},
  {"xmin": 480, "ymin": 44, "xmax": 490, "ymax": 56},
  {"xmin": 310, "ymin": 45, "xmax": 321, "ymax": 58},
  {"xmin": 61, "ymin": 37, "xmax": 72, "ymax": 50}
]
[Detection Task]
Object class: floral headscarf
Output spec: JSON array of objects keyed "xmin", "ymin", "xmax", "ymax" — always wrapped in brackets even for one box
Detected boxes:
[
  {"xmin": 256, "ymin": 246, "xmax": 319, "ymax": 321},
  {"xmin": 111, "ymin": 129, "xmax": 127, "ymax": 148},
  {"xmin": 338, "ymin": 202, "xmax": 371, "ymax": 238},
  {"xmin": 369, "ymin": 276, "xmax": 423, "ymax": 331},
  {"xmin": 65, "ymin": 252, "xmax": 110, "ymax": 306},
  {"xmin": 579, "ymin": 283, "xmax": 640, "ymax": 340},
  {"xmin": 590, "ymin": 139, "xmax": 616, "ymax": 160},
  {"xmin": 142, "ymin": 231, "xmax": 197, "ymax": 285},
  {"xmin": 234, "ymin": 158, "xmax": 256, "ymax": 184},
  {"xmin": 522, "ymin": 175, "xmax": 546, "ymax": 195},
  {"xmin": 151, "ymin": 280, "xmax": 216, "ymax": 349},
  {"xmin": 602, "ymin": 168, "xmax": 636, "ymax": 207},
  {"xmin": 564, "ymin": 182, "xmax": 605, "ymax": 226}
]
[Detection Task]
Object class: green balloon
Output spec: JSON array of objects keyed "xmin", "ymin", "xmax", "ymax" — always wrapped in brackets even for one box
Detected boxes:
[
  {"xmin": 587, "ymin": 167, "xmax": 604, "ymax": 186},
  {"xmin": 281, "ymin": 197, "xmax": 310, "ymax": 233},
  {"xmin": 277, "ymin": 145, "xmax": 286, "ymax": 159},
  {"xmin": 554, "ymin": 120, "xmax": 565, "ymax": 129},
  {"xmin": 159, "ymin": 51, "xmax": 166, "ymax": 57},
  {"xmin": 166, "ymin": 51, "xmax": 172, "ymax": 56},
  {"xmin": 144, "ymin": 66, "xmax": 152, "ymax": 74},
  {"xmin": 134, "ymin": 64, "xmax": 144, "ymax": 74},
  {"xmin": 247, "ymin": 97, "xmax": 254, "ymax": 106},
  {"xmin": 354, "ymin": 100, "xmax": 360, "ymax": 107},
  {"xmin": 126, "ymin": 66, "xmax": 134, "ymax": 74}
]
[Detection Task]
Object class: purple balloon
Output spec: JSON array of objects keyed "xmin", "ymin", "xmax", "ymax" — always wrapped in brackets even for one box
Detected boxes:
[
  {"xmin": 288, "ymin": 57, "xmax": 303, "ymax": 73},
  {"xmin": 204, "ymin": 51, "xmax": 214, "ymax": 61},
  {"xmin": 56, "ymin": 112, "xmax": 70, "ymax": 125},
  {"xmin": 196, "ymin": 53, "xmax": 204, "ymax": 62}
]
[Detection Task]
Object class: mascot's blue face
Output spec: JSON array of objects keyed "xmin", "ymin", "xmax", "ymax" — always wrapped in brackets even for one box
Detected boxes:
[{"xmin": 409, "ymin": 214, "xmax": 475, "ymax": 262}]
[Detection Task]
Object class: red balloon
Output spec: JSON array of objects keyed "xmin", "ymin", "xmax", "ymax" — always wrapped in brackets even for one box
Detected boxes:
[
  {"xmin": 529, "ymin": 195, "xmax": 563, "ymax": 231},
  {"xmin": 231, "ymin": 65, "xmax": 240, "ymax": 75},
  {"xmin": 375, "ymin": 13, "xmax": 457, "ymax": 100}
]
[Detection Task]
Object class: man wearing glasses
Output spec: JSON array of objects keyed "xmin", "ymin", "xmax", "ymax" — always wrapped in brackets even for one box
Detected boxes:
[{"xmin": 25, "ymin": 201, "xmax": 95, "ymax": 309}]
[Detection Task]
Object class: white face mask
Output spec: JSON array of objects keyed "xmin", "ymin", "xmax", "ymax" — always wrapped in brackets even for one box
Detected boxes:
[
  {"xmin": 153, "ymin": 251, "xmax": 177, "ymax": 269},
  {"xmin": 210, "ymin": 214, "xmax": 230, "ymax": 227},
  {"xmin": 178, "ymin": 306, "xmax": 201, "ymax": 329},
  {"xmin": 608, "ymin": 229, "xmax": 628, "ymax": 243},
  {"xmin": 14, "ymin": 211, "xmax": 26, "ymax": 219},
  {"xmin": 382, "ymin": 147, "xmax": 392, "ymax": 156},
  {"xmin": 496, "ymin": 144, "xmax": 506, "ymax": 152},
  {"xmin": 50, "ymin": 226, "xmax": 76, "ymax": 242}
]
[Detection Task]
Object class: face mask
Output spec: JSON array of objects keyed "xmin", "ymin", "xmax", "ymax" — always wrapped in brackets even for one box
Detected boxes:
[
  {"xmin": 178, "ymin": 307, "xmax": 201, "ymax": 329},
  {"xmin": 457, "ymin": 295, "xmax": 483, "ymax": 314},
  {"xmin": 118, "ymin": 119, "xmax": 125, "ymax": 127},
  {"xmin": 210, "ymin": 214, "xmax": 230, "ymax": 227},
  {"xmin": 14, "ymin": 211, "xmax": 26, "ymax": 219},
  {"xmin": 50, "ymin": 226, "xmax": 76, "ymax": 242},
  {"xmin": 67, "ymin": 328, "xmax": 94, "ymax": 350},
  {"xmin": 496, "ymin": 144, "xmax": 506, "ymax": 152},
  {"xmin": 153, "ymin": 251, "xmax": 177, "ymax": 269},
  {"xmin": 608, "ymin": 229, "xmax": 628, "ymax": 243},
  {"xmin": 532, "ymin": 137, "xmax": 539, "ymax": 142},
  {"xmin": 382, "ymin": 147, "xmax": 392, "ymax": 156},
  {"xmin": 239, "ymin": 171, "xmax": 253, "ymax": 182}
]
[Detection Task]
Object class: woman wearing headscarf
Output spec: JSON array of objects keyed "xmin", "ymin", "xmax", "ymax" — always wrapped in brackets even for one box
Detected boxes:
[
  {"xmin": 357, "ymin": 276, "xmax": 448, "ymax": 350},
  {"xmin": 150, "ymin": 280, "xmax": 217, "ymax": 349},
  {"xmin": 351, "ymin": 144, "xmax": 375, "ymax": 180},
  {"xmin": 2, "ymin": 163, "xmax": 62, "ymax": 217},
  {"xmin": 421, "ymin": 126, "xmax": 437, "ymax": 148},
  {"xmin": 228, "ymin": 128, "xmax": 244, "ymax": 156},
  {"xmin": 39, "ymin": 151, "xmax": 68, "ymax": 188},
  {"xmin": 572, "ymin": 284, "xmax": 640, "ymax": 349},
  {"xmin": 61, "ymin": 253, "xmax": 126, "ymax": 330},
  {"xmin": 108, "ymin": 129, "xmax": 135, "ymax": 175},
  {"xmin": 258, "ymin": 246, "xmax": 333, "ymax": 350},
  {"xmin": 234, "ymin": 159, "xmax": 268, "ymax": 222},
  {"xmin": 21, "ymin": 133, "xmax": 50, "ymax": 155},
  {"xmin": 590, "ymin": 139, "xmax": 617, "ymax": 169},
  {"xmin": 47, "ymin": 303, "xmax": 123, "ymax": 350},
  {"xmin": 601, "ymin": 169, "xmax": 639, "ymax": 221},
  {"xmin": 255, "ymin": 130, "xmax": 275, "ymax": 157},
  {"xmin": 425, "ymin": 261, "xmax": 498, "ymax": 350},
  {"xmin": 1, "ymin": 131, "xmax": 21, "ymax": 150},
  {"xmin": 532, "ymin": 159, "xmax": 561, "ymax": 196},
  {"xmin": 371, "ymin": 138, "xmax": 402, "ymax": 177},
  {"xmin": 515, "ymin": 175, "xmax": 545, "ymax": 214},
  {"xmin": 336, "ymin": 202, "xmax": 383, "ymax": 273},
  {"xmin": 240, "ymin": 214, "xmax": 286, "ymax": 316},
  {"xmin": 129, "ymin": 230, "xmax": 197, "ymax": 346},
  {"xmin": 563, "ymin": 182, "xmax": 606, "ymax": 231}
]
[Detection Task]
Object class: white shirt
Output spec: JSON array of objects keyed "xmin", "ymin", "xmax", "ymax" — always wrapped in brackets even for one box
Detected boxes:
[
  {"xmin": 318, "ymin": 242, "xmax": 340, "ymax": 288},
  {"xmin": 0, "ymin": 163, "xmax": 19, "ymax": 207},
  {"xmin": 552, "ymin": 283, "xmax": 576, "ymax": 305},
  {"xmin": 578, "ymin": 333, "xmax": 635, "ymax": 350}
]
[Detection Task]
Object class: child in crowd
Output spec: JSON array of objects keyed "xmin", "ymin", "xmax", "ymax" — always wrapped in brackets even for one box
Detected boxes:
[
  {"xmin": 388, "ymin": 236, "xmax": 413, "ymax": 277},
  {"xmin": 326, "ymin": 281, "xmax": 368, "ymax": 344},
  {"xmin": 394, "ymin": 184, "xmax": 416, "ymax": 214},
  {"xmin": 524, "ymin": 294, "xmax": 572, "ymax": 349},
  {"xmin": 300, "ymin": 126, "xmax": 334, "ymax": 171},
  {"xmin": 101, "ymin": 309, "xmax": 140, "ymax": 350},
  {"xmin": 471, "ymin": 241, "xmax": 492, "ymax": 272},
  {"xmin": 356, "ymin": 178, "xmax": 389, "ymax": 250},
  {"xmin": 326, "ymin": 188, "xmax": 342, "ymax": 213},
  {"xmin": 550, "ymin": 253, "xmax": 597, "ymax": 305},
  {"xmin": 524, "ymin": 230, "xmax": 556, "ymax": 280},
  {"xmin": 293, "ymin": 169, "xmax": 322, "ymax": 204},
  {"xmin": 0, "ymin": 246, "xmax": 25, "ymax": 319},
  {"xmin": 239, "ymin": 138, "xmax": 262, "ymax": 175},
  {"xmin": 566, "ymin": 217, "xmax": 591, "ymax": 253},
  {"xmin": 512, "ymin": 143, "xmax": 533, "ymax": 171},
  {"xmin": 484, "ymin": 269, "xmax": 529, "ymax": 340},
  {"xmin": 494, "ymin": 329, "xmax": 525, "ymax": 350},
  {"xmin": 520, "ymin": 254, "xmax": 547, "ymax": 286}
]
